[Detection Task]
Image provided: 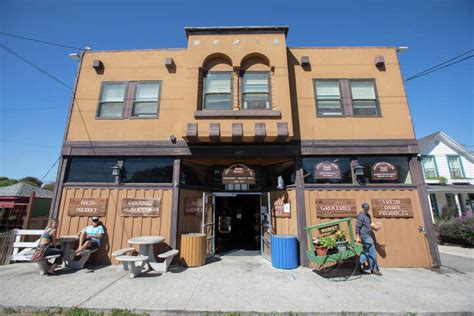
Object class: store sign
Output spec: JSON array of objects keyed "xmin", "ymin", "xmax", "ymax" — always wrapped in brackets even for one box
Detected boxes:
[
  {"xmin": 371, "ymin": 198, "xmax": 413, "ymax": 218},
  {"xmin": 121, "ymin": 198, "xmax": 160, "ymax": 217},
  {"xmin": 315, "ymin": 199, "xmax": 357, "ymax": 218},
  {"xmin": 68, "ymin": 198, "xmax": 107, "ymax": 217},
  {"xmin": 222, "ymin": 164, "xmax": 256, "ymax": 184},
  {"xmin": 273, "ymin": 196, "xmax": 291, "ymax": 218},
  {"xmin": 0, "ymin": 201, "xmax": 14, "ymax": 208},
  {"xmin": 184, "ymin": 197, "xmax": 203, "ymax": 214},
  {"xmin": 371, "ymin": 162, "xmax": 399, "ymax": 181},
  {"xmin": 314, "ymin": 161, "xmax": 341, "ymax": 180}
]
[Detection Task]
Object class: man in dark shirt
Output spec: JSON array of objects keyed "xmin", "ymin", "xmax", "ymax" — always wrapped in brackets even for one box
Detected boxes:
[{"xmin": 356, "ymin": 203, "xmax": 382, "ymax": 276}]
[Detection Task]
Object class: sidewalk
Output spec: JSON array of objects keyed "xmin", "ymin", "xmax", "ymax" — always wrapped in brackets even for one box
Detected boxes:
[
  {"xmin": 0, "ymin": 254, "xmax": 473, "ymax": 314},
  {"xmin": 438, "ymin": 244, "xmax": 474, "ymax": 259}
]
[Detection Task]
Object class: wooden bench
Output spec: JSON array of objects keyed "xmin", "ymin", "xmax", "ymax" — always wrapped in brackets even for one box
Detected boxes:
[
  {"xmin": 112, "ymin": 247, "xmax": 136, "ymax": 270},
  {"xmin": 149, "ymin": 249, "xmax": 179, "ymax": 273},
  {"xmin": 64, "ymin": 248, "xmax": 98, "ymax": 269},
  {"xmin": 36, "ymin": 254, "xmax": 62, "ymax": 276},
  {"xmin": 116, "ymin": 255, "xmax": 149, "ymax": 278}
]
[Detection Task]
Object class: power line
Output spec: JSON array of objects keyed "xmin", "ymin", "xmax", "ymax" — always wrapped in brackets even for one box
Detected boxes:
[
  {"xmin": 0, "ymin": 43, "xmax": 73, "ymax": 89},
  {"xmin": 405, "ymin": 49, "xmax": 474, "ymax": 81},
  {"xmin": 0, "ymin": 32, "xmax": 83, "ymax": 50},
  {"xmin": 40, "ymin": 157, "xmax": 60, "ymax": 182}
]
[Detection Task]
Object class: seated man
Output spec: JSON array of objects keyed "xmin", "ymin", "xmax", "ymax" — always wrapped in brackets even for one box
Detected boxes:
[{"xmin": 75, "ymin": 216, "xmax": 104, "ymax": 254}]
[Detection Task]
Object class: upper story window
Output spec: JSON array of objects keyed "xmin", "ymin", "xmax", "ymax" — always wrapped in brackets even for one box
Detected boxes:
[
  {"xmin": 97, "ymin": 81, "xmax": 161, "ymax": 119},
  {"xmin": 447, "ymin": 155, "xmax": 465, "ymax": 179},
  {"xmin": 242, "ymin": 72, "xmax": 270, "ymax": 109},
  {"xmin": 132, "ymin": 82, "xmax": 161, "ymax": 117},
  {"xmin": 350, "ymin": 80, "xmax": 378, "ymax": 116},
  {"xmin": 314, "ymin": 80, "xmax": 342, "ymax": 116},
  {"xmin": 421, "ymin": 156, "xmax": 439, "ymax": 179},
  {"xmin": 97, "ymin": 83, "xmax": 126, "ymax": 118},
  {"xmin": 313, "ymin": 79, "xmax": 380, "ymax": 118},
  {"xmin": 203, "ymin": 72, "xmax": 232, "ymax": 110}
]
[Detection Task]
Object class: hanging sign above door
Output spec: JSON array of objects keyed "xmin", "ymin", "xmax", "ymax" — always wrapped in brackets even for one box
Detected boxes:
[
  {"xmin": 314, "ymin": 161, "xmax": 341, "ymax": 180},
  {"xmin": 371, "ymin": 162, "xmax": 399, "ymax": 181},
  {"xmin": 222, "ymin": 164, "xmax": 256, "ymax": 184}
]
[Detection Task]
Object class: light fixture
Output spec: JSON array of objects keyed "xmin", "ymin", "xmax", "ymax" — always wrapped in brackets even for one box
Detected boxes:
[
  {"xmin": 396, "ymin": 46, "xmax": 408, "ymax": 53},
  {"xmin": 169, "ymin": 133, "xmax": 177, "ymax": 143},
  {"xmin": 68, "ymin": 53, "xmax": 81, "ymax": 60},
  {"xmin": 277, "ymin": 176, "xmax": 285, "ymax": 190},
  {"xmin": 111, "ymin": 164, "xmax": 122, "ymax": 177},
  {"xmin": 353, "ymin": 164, "xmax": 365, "ymax": 177}
]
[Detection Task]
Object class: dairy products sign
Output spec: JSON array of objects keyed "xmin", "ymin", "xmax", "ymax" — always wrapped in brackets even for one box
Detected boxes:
[
  {"xmin": 68, "ymin": 198, "xmax": 107, "ymax": 217},
  {"xmin": 371, "ymin": 198, "xmax": 413, "ymax": 218},
  {"xmin": 316, "ymin": 199, "xmax": 357, "ymax": 218},
  {"xmin": 121, "ymin": 198, "xmax": 161, "ymax": 217}
]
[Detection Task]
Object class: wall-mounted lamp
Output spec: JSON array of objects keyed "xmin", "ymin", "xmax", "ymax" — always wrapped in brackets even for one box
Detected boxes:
[
  {"xmin": 165, "ymin": 57, "xmax": 176, "ymax": 73},
  {"xmin": 277, "ymin": 176, "xmax": 285, "ymax": 190},
  {"xmin": 353, "ymin": 164, "xmax": 365, "ymax": 177},
  {"xmin": 300, "ymin": 56, "xmax": 310, "ymax": 66},
  {"xmin": 396, "ymin": 46, "xmax": 408, "ymax": 53},
  {"xmin": 169, "ymin": 133, "xmax": 177, "ymax": 143},
  {"xmin": 92, "ymin": 59, "xmax": 104, "ymax": 74},
  {"xmin": 112, "ymin": 161, "xmax": 124, "ymax": 184},
  {"xmin": 374, "ymin": 56, "xmax": 385, "ymax": 70}
]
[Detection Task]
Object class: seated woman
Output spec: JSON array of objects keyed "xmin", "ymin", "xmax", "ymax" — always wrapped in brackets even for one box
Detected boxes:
[
  {"xmin": 38, "ymin": 219, "xmax": 64, "ymax": 274},
  {"xmin": 75, "ymin": 216, "xmax": 104, "ymax": 254}
]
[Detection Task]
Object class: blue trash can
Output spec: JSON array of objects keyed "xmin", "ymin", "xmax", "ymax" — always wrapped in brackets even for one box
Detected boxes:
[{"xmin": 271, "ymin": 234, "xmax": 299, "ymax": 269}]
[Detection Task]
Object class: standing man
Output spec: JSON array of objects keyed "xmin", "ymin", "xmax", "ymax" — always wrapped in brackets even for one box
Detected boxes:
[
  {"xmin": 75, "ymin": 216, "xmax": 104, "ymax": 254},
  {"xmin": 356, "ymin": 203, "xmax": 382, "ymax": 276}
]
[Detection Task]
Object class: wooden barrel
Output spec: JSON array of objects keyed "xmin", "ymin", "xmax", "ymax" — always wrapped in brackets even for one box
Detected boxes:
[{"xmin": 179, "ymin": 233, "xmax": 206, "ymax": 267}]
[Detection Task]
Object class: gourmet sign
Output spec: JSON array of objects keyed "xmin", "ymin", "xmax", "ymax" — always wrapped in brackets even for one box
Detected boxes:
[
  {"xmin": 121, "ymin": 198, "xmax": 160, "ymax": 217},
  {"xmin": 316, "ymin": 199, "xmax": 357, "ymax": 218},
  {"xmin": 371, "ymin": 198, "xmax": 413, "ymax": 218},
  {"xmin": 68, "ymin": 198, "xmax": 107, "ymax": 217},
  {"xmin": 184, "ymin": 197, "xmax": 203, "ymax": 214},
  {"xmin": 371, "ymin": 162, "xmax": 399, "ymax": 181},
  {"xmin": 222, "ymin": 164, "xmax": 256, "ymax": 184},
  {"xmin": 314, "ymin": 161, "xmax": 341, "ymax": 180}
]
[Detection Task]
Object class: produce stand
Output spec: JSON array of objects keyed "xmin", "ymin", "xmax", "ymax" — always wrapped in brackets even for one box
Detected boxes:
[{"xmin": 304, "ymin": 217, "xmax": 363, "ymax": 279}]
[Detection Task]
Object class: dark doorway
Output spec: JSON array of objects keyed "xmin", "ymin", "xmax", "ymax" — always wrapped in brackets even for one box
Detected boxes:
[{"xmin": 215, "ymin": 195, "xmax": 260, "ymax": 254}]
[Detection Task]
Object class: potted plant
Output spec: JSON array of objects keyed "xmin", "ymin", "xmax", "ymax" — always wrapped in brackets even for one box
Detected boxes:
[
  {"xmin": 334, "ymin": 230, "xmax": 348, "ymax": 252},
  {"xmin": 313, "ymin": 235, "xmax": 337, "ymax": 256}
]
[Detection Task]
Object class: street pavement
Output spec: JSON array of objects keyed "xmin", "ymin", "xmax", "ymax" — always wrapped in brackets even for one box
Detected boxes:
[{"xmin": 0, "ymin": 248, "xmax": 473, "ymax": 315}]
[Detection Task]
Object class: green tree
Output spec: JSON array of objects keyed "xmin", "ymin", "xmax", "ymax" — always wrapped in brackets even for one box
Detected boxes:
[
  {"xmin": 42, "ymin": 182, "xmax": 55, "ymax": 191},
  {"xmin": 19, "ymin": 176, "xmax": 43, "ymax": 187},
  {"xmin": 0, "ymin": 177, "xmax": 18, "ymax": 187}
]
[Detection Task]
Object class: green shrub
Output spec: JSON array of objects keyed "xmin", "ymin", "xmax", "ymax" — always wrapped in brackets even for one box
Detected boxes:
[{"xmin": 437, "ymin": 214, "xmax": 474, "ymax": 247}]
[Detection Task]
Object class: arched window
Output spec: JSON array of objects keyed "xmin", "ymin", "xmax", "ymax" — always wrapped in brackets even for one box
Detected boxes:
[
  {"xmin": 240, "ymin": 54, "xmax": 271, "ymax": 110},
  {"xmin": 202, "ymin": 54, "xmax": 233, "ymax": 110}
]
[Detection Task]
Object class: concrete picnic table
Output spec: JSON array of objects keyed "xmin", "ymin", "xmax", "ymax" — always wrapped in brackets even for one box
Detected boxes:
[
  {"xmin": 127, "ymin": 236, "xmax": 165, "ymax": 270},
  {"xmin": 57, "ymin": 235, "xmax": 79, "ymax": 260}
]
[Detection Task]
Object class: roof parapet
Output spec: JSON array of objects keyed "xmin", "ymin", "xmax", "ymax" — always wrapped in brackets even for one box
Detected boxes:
[{"xmin": 185, "ymin": 26, "xmax": 289, "ymax": 38}]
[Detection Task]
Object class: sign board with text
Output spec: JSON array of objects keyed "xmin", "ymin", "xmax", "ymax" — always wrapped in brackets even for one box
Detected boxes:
[
  {"xmin": 184, "ymin": 197, "xmax": 203, "ymax": 215},
  {"xmin": 315, "ymin": 199, "xmax": 357, "ymax": 218},
  {"xmin": 273, "ymin": 196, "xmax": 291, "ymax": 218},
  {"xmin": 371, "ymin": 198, "xmax": 413, "ymax": 218},
  {"xmin": 371, "ymin": 162, "xmax": 399, "ymax": 181},
  {"xmin": 222, "ymin": 164, "xmax": 256, "ymax": 184},
  {"xmin": 121, "ymin": 198, "xmax": 160, "ymax": 217},
  {"xmin": 68, "ymin": 198, "xmax": 107, "ymax": 217},
  {"xmin": 314, "ymin": 161, "xmax": 341, "ymax": 180}
]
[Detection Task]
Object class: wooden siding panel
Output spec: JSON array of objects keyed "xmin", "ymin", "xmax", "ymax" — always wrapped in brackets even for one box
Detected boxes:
[{"xmin": 304, "ymin": 188, "xmax": 431, "ymax": 267}]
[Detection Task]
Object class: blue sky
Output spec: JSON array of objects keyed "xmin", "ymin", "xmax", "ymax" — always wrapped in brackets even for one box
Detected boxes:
[{"xmin": 0, "ymin": 0, "xmax": 473, "ymax": 183}]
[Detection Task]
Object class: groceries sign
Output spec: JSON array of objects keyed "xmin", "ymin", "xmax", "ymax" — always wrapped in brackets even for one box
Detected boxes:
[
  {"xmin": 68, "ymin": 198, "xmax": 107, "ymax": 217},
  {"xmin": 371, "ymin": 198, "xmax": 413, "ymax": 218},
  {"xmin": 121, "ymin": 198, "xmax": 161, "ymax": 217},
  {"xmin": 316, "ymin": 199, "xmax": 357, "ymax": 218}
]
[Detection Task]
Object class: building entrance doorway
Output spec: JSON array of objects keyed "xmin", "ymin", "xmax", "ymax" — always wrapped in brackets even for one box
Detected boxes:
[{"xmin": 215, "ymin": 195, "xmax": 260, "ymax": 255}]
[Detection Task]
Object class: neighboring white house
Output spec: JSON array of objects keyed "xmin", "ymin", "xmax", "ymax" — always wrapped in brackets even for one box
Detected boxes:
[{"xmin": 418, "ymin": 131, "xmax": 474, "ymax": 220}]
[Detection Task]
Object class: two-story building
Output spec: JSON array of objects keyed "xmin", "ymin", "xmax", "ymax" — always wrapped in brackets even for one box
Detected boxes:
[
  {"xmin": 419, "ymin": 131, "xmax": 474, "ymax": 219},
  {"xmin": 50, "ymin": 26, "xmax": 440, "ymax": 267}
]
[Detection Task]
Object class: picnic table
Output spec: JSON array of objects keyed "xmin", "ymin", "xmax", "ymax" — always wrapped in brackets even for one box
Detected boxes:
[{"xmin": 128, "ymin": 236, "xmax": 165, "ymax": 267}]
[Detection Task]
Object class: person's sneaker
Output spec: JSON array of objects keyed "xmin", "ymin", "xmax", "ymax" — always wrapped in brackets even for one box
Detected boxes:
[
  {"xmin": 358, "ymin": 265, "xmax": 370, "ymax": 274},
  {"xmin": 371, "ymin": 269, "xmax": 382, "ymax": 276}
]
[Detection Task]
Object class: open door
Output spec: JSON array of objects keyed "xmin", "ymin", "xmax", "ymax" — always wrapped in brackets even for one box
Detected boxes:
[
  {"xmin": 260, "ymin": 192, "xmax": 272, "ymax": 260},
  {"xmin": 201, "ymin": 192, "xmax": 215, "ymax": 258}
]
